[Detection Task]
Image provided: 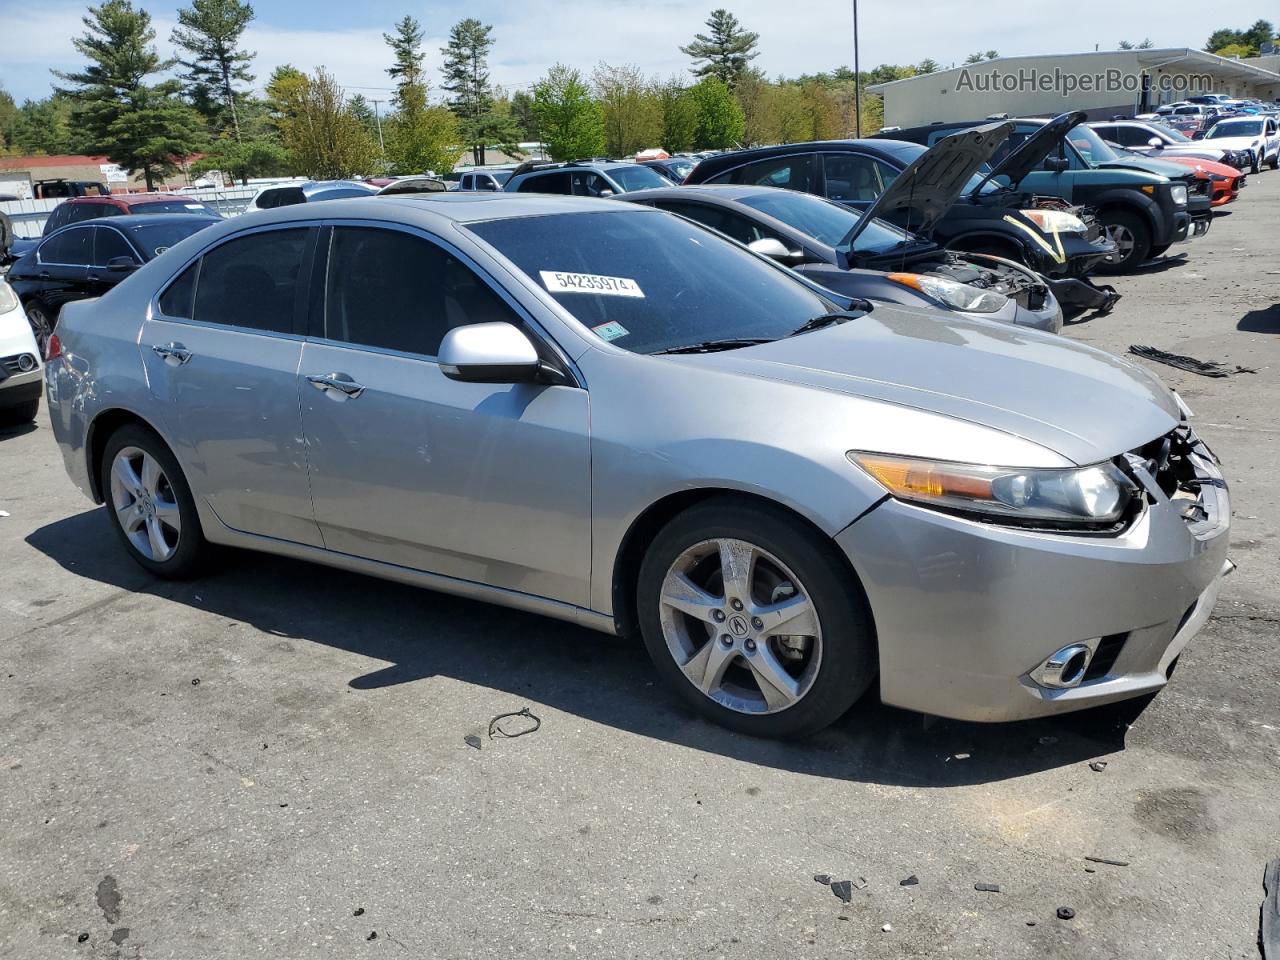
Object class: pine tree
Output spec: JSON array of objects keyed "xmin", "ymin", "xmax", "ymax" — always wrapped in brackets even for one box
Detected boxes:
[
  {"xmin": 170, "ymin": 0, "xmax": 255, "ymax": 141},
  {"xmin": 916, "ymin": 58, "xmax": 939, "ymax": 74},
  {"xmin": 680, "ymin": 9, "xmax": 759, "ymax": 89},
  {"xmin": 532, "ymin": 65, "xmax": 604, "ymax": 161},
  {"xmin": 441, "ymin": 18, "xmax": 501, "ymax": 164},
  {"xmin": 384, "ymin": 15, "xmax": 425, "ymax": 99},
  {"xmin": 55, "ymin": 0, "xmax": 204, "ymax": 188}
]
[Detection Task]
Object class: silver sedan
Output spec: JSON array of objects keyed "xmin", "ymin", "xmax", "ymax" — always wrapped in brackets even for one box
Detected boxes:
[{"xmin": 45, "ymin": 194, "xmax": 1232, "ymax": 736}]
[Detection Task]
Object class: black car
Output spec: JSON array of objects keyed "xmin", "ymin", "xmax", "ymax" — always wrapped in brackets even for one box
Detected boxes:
[
  {"xmin": 685, "ymin": 122, "xmax": 1120, "ymax": 312},
  {"xmin": 640, "ymin": 156, "xmax": 698, "ymax": 183},
  {"xmin": 7, "ymin": 214, "xmax": 219, "ymax": 346},
  {"xmin": 879, "ymin": 113, "xmax": 1212, "ymax": 270}
]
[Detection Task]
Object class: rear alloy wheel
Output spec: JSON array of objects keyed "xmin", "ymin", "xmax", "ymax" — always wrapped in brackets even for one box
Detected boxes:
[
  {"xmin": 102, "ymin": 424, "xmax": 207, "ymax": 578},
  {"xmin": 1097, "ymin": 211, "xmax": 1151, "ymax": 273},
  {"xmin": 637, "ymin": 499, "xmax": 876, "ymax": 737},
  {"xmin": 24, "ymin": 302, "xmax": 53, "ymax": 355}
]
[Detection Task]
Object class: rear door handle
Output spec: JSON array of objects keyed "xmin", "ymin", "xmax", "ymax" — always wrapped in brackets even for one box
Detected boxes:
[
  {"xmin": 307, "ymin": 373, "xmax": 365, "ymax": 399},
  {"xmin": 152, "ymin": 342, "xmax": 192, "ymax": 365}
]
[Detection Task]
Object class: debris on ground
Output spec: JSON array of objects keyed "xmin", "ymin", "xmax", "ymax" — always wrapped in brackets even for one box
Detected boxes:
[
  {"xmin": 367, "ymin": 931, "xmax": 378, "ymax": 941},
  {"xmin": 974, "ymin": 883, "xmax": 1001, "ymax": 893},
  {"xmin": 1261, "ymin": 858, "xmax": 1279, "ymax": 959},
  {"xmin": 77, "ymin": 933, "xmax": 89, "ymax": 943},
  {"xmin": 488, "ymin": 707, "xmax": 541, "ymax": 740},
  {"xmin": 1128, "ymin": 345, "xmax": 1258, "ymax": 378},
  {"xmin": 881, "ymin": 923, "xmax": 893, "ymax": 933},
  {"xmin": 813, "ymin": 874, "xmax": 831, "ymax": 885},
  {"xmin": 1057, "ymin": 907, "xmax": 1076, "ymax": 920},
  {"xmin": 830, "ymin": 880, "xmax": 853, "ymax": 903},
  {"xmin": 463, "ymin": 735, "xmax": 482, "ymax": 750},
  {"xmin": 191, "ymin": 678, "xmax": 199, "ymax": 686},
  {"xmin": 900, "ymin": 875, "xmax": 919, "ymax": 887},
  {"xmin": 1089, "ymin": 761, "xmax": 1108, "ymax": 772},
  {"xmin": 353, "ymin": 907, "xmax": 365, "ymax": 917},
  {"xmin": 1085, "ymin": 856, "xmax": 1129, "ymax": 867},
  {"xmin": 852, "ymin": 877, "xmax": 868, "ymax": 890},
  {"xmin": 0, "ymin": 510, "xmax": 10, "ymax": 518}
]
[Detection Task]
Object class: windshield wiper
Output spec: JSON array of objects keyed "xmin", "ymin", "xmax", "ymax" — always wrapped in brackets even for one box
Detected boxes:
[
  {"xmin": 652, "ymin": 337, "xmax": 775, "ymax": 355},
  {"xmin": 788, "ymin": 309, "xmax": 866, "ymax": 337}
]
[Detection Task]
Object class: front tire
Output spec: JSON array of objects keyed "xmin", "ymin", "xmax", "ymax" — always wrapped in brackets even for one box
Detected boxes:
[
  {"xmin": 1268, "ymin": 151, "xmax": 1278, "ymax": 171},
  {"xmin": 1250, "ymin": 151, "xmax": 1261, "ymax": 175},
  {"xmin": 101, "ymin": 424, "xmax": 208, "ymax": 578},
  {"xmin": 1096, "ymin": 210, "xmax": 1152, "ymax": 273},
  {"xmin": 636, "ymin": 498, "xmax": 877, "ymax": 738}
]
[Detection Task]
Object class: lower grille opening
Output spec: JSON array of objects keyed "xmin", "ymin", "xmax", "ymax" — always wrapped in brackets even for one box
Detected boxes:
[{"xmin": 1082, "ymin": 632, "xmax": 1127, "ymax": 682}]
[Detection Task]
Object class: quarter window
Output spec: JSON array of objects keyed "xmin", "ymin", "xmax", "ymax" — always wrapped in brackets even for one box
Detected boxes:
[
  {"xmin": 324, "ymin": 227, "xmax": 520, "ymax": 357},
  {"xmin": 39, "ymin": 227, "xmax": 93, "ymax": 266},
  {"xmin": 158, "ymin": 262, "xmax": 198, "ymax": 319},
  {"xmin": 193, "ymin": 228, "xmax": 308, "ymax": 333}
]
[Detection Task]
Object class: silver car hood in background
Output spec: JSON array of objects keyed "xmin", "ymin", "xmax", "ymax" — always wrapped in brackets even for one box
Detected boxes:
[{"xmin": 691, "ymin": 304, "xmax": 1179, "ymax": 466}]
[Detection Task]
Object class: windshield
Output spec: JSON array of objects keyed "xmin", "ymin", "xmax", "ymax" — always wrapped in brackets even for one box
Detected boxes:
[
  {"xmin": 737, "ymin": 190, "xmax": 913, "ymax": 252},
  {"xmin": 1150, "ymin": 122, "xmax": 1191, "ymax": 143},
  {"xmin": 126, "ymin": 219, "xmax": 218, "ymax": 260},
  {"xmin": 1065, "ymin": 125, "xmax": 1121, "ymax": 164},
  {"xmin": 606, "ymin": 165, "xmax": 670, "ymax": 192},
  {"xmin": 665, "ymin": 160, "xmax": 694, "ymax": 180},
  {"xmin": 1206, "ymin": 120, "xmax": 1263, "ymax": 138},
  {"xmin": 467, "ymin": 210, "xmax": 837, "ymax": 355},
  {"xmin": 135, "ymin": 199, "xmax": 221, "ymax": 216}
]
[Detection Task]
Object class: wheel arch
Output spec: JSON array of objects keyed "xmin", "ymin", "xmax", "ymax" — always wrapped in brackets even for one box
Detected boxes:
[
  {"xmin": 85, "ymin": 407, "xmax": 170, "ymax": 503},
  {"xmin": 1092, "ymin": 192, "xmax": 1161, "ymax": 236},
  {"xmin": 610, "ymin": 487, "xmax": 871, "ymax": 640}
]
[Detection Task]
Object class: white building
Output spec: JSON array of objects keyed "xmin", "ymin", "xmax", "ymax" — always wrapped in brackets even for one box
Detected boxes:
[{"xmin": 868, "ymin": 48, "xmax": 1280, "ymax": 129}]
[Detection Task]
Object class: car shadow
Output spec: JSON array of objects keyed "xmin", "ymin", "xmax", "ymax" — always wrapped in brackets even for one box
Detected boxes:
[
  {"xmin": 25, "ymin": 508, "xmax": 1141, "ymax": 788},
  {"xmin": 1238, "ymin": 304, "xmax": 1280, "ymax": 333},
  {"xmin": 0, "ymin": 419, "xmax": 38, "ymax": 440},
  {"xmin": 1128, "ymin": 254, "xmax": 1190, "ymax": 275}
]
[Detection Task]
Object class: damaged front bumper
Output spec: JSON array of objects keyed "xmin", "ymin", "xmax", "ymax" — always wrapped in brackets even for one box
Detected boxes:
[{"xmin": 837, "ymin": 426, "xmax": 1231, "ymax": 722}]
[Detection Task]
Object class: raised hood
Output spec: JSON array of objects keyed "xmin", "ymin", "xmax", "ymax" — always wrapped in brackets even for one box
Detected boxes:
[
  {"xmin": 690, "ymin": 302, "xmax": 1179, "ymax": 466},
  {"xmin": 974, "ymin": 111, "xmax": 1087, "ymax": 193},
  {"xmin": 841, "ymin": 120, "xmax": 1014, "ymax": 248}
]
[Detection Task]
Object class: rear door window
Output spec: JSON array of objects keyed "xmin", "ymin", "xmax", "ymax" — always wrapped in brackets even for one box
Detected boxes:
[
  {"xmin": 822, "ymin": 154, "xmax": 899, "ymax": 202},
  {"xmin": 256, "ymin": 187, "xmax": 306, "ymax": 209},
  {"xmin": 323, "ymin": 226, "xmax": 520, "ymax": 358},
  {"xmin": 517, "ymin": 172, "xmax": 572, "ymax": 194},
  {"xmin": 39, "ymin": 227, "xmax": 94, "ymax": 265},
  {"xmin": 718, "ymin": 154, "xmax": 817, "ymax": 192},
  {"xmin": 193, "ymin": 228, "xmax": 309, "ymax": 333},
  {"xmin": 92, "ymin": 227, "xmax": 137, "ymax": 266}
]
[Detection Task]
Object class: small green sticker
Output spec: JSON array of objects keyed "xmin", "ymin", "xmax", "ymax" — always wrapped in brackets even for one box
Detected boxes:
[{"xmin": 592, "ymin": 321, "xmax": 629, "ymax": 342}]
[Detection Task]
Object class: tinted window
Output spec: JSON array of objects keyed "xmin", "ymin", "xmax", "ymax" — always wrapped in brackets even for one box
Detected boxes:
[
  {"xmin": 40, "ymin": 227, "xmax": 93, "ymax": 265},
  {"xmin": 325, "ymin": 227, "xmax": 519, "ymax": 357},
  {"xmin": 44, "ymin": 205, "xmax": 72, "ymax": 233},
  {"xmin": 127, "ymin": 219, "xmax": 218, "ymax": 260},
  {"xmin": 653, "ymin": 200, "xmax": 785, "ymax": 247},
  {"xmin": 571, "ymin": 172, "xmax": 615, "ymax": 197},
  {"xmin": 467, "ymin": 210, "xmax": 837, "ymax": 355},
  {"xmin": 256, "ymin": 187, "xmax": 305, "ymax": 208},
  {"xmin": 158, "ymin": 262, "xmax": 198, "ymax": 319},
  {"xmin": 605, "ymin": 165, "xmax": 669, "ymax": 192},
  {"xmin": 823, "ymin": 153, "xmax": 899, "ymax": 203},
  {"xmin": 1207, "ymin": 120, "xmax": 1263, "ymax": 138},
  {"xmin": 93, "ymin": 227, "xmax": 137, "ymax": 265},
  {"xmin": 132, "ymin": 200, "xmax": 220, "ymax": 215},
  {"xmin": 194, "ymin": 228, "xmax": 308, "ymax": 333},
  {"xmin": 68, "ymin": 202, "xmax": 116, "ymax": 223},
  {"xmin": 307, "ymin": 187, "xmax": 373, "ymax": 202},
  {"xmin": 517, "ymin": 172, "xmax": 572, "ymax": 194},
  {"xmin": 737, "ymin": 190, "xmax": 913, "ymax": 253},
  {"xmin": 719, "ymin": 154, "xmax": 817, "ymax": 192}
]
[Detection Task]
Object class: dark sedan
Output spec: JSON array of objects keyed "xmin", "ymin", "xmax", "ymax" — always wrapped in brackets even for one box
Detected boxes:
[{"xmin": 8, "ymin": 214, "xmax": 219, "ymax": 347}]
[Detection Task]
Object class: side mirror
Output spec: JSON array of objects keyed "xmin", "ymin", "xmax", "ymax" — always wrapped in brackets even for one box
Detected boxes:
[
  {"xmin": 597, "ymin": 188, "xmax": 615, "ymax": 197},
  {"xmin": 1044, "ymin": 156, "xmax": 1070, "ymax": 172},
  {"xmin": 439, "ymin": 321, "xmax": 542, "ymax": 383},
  {"xmin": 1147, "ymin": 137, "xmax": 1164, "ymax": 148},
  {"xmin": 107, "ymin": 256, "xmax": 139, "ymax": 273},
  {"xmin": 748, "ymin": 237, "xmax": 805, "ymax": 264}
]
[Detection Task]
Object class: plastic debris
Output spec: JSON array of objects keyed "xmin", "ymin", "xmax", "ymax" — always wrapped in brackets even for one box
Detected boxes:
[
  {"xmin": 1129, "ymin": 345, "xmax": 1257, "ymax": 378},
  {"xmin": 354, "ymin": 907, "xmax": 365, "ymax": 917},
  {"xmin": 813, "ymin": 874, "xmax": 831, "ymax": 885},
  {"xmin": 463, "ymin": 735, "xmax": 482, "ymax": 750},
  {"xmin": 367, "ymin": 931, "xmax": 378, "ymax": 941},
  {"xmin": 881, "ymin": 923, "xmax": 893, "ymax": 933},
  {"xmin": 852, "ymin": 877, "xmax": 868, "ymax": 890},
  {"xmin": 1057, "ymin": 907, "xmax": 1076, "ymax": 920},
  {"xmin": 77, "ymin": 933, "xmax": 89, "ymax": 943},
  {"xmin": 0, "ymin": 510, "xmax": 10, "ymax": 518},
  {"xmin": 900, "ymin": 875, "xmax": 919, "ymax": 887},
  {"xmin": 488, "ymin": 707, "xmax": 541, "ymax": 740},
  {"xmin": 1085, "ymin": 856, "xmax": 1129, "ymax": 867},
  {"xmin": 1089, "ymin": 761, "xmax": 1108, "ymax": 772},
  {"xmin": 974, "ymin": 883, "xmax": 1001, "ymax": 893},
  {"xmin": 191, "ymin": 678, "xmax": 200, "ymax": 686},
  {"xmin": 830, "ymin": 880, "xmax": 853, "ymax": 903}
]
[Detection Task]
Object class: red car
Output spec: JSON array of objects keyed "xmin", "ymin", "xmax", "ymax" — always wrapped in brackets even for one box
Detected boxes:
[
  {"xmin": 39, "ymin": 193, "xmax": 222, "ymax": 237},
  {"xmin": 1154, "ymin": 156, "xmax": 1246, "ymax": 206}
]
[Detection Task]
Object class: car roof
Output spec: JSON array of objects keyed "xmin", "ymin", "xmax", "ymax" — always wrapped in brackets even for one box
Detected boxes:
[
  {"xmin": 623, "ymin": 183, "xmax": 783, "ymax": 203},
  {"xmin": 91, "ymin": 213, "xmax": 222, "ymax": 228}
]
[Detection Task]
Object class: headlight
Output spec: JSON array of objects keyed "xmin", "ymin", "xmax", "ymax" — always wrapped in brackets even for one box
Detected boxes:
[
  {"xmin": 885, "ymin": 273, "xmax": 1008, "ymax": 314},
  {"xmin": 1169, "ymin": 183, "xmax": 1188, "ymax": 206},
  {"xmin": 1018, "ymin": 209, "xmax": 1087, "ymax": 234},
  {"xmin": 848, "ymin": 452, "xmax": 1137, "ymax": 525},
  {"xmin": 0, "ymin": 282, "xmax": 19, "ymax": 315}
]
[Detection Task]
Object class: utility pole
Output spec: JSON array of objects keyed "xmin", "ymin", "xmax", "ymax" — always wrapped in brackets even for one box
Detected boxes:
[
  {"xmin": 852, "ymin": 0, "xmax": 862, "ymax": 137},
  {"xmin": 371, "ymin": 99, "xmax": 386, "ymax": 154}
]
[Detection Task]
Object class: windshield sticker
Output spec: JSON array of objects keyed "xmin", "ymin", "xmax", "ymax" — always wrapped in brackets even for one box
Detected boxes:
[
  {"xmin": 540, "ymin": 270, "xmax": 644, "ymax": 298},
  {"xmin": 183, "ymin": 203, "xmax": 206, "ymax": 210},
  {"xmin": 591, "ymin": 321, "xmax": 630, "ymax": 342}
]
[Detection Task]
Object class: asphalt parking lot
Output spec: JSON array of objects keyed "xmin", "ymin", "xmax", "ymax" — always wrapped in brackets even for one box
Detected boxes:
[{"xmin": 1, "ymin": 179, "xmax": 1278, "ymax": 959}]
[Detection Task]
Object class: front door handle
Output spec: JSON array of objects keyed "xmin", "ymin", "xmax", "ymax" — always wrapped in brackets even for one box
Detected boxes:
[
  {"xmin": 152, "ymin": 342, "xmax": 192, "ymax": 366},
  {"xmin": 307, "ymin": 373, "xmax": 365, "ymax": 399}
]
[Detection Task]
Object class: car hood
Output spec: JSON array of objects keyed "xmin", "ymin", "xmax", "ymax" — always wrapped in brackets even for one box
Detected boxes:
[
  {"xmin": 689, "ymin": 302, "xmax": 1179, "ymax": 465},
  {"xmin": 1200, "ymin": 134, "xmax": 1264, "ymax": 150},
  {"xmin": 975, "ymin": 111, "xmax": 1085, "ymax": 192},
  {"xmin": 843, "ymin": 120, "xmax": 1013, "ymax": 247},
  {"xmin": 1092, "ymin": 154, "xmax": 1195, "ymax": 181}
]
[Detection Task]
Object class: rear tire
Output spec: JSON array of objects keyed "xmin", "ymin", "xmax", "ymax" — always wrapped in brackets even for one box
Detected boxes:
[
  {"xmin": 24, "ymin": 301, "xmax": 54, "ymax": 356},
  {"xmin": 1269, "ymin": 151, "xmax": 1279, "ymax": 171},
  {"xmin": 1096, "ymin": 210, "xmax": 1152, "ymax": 273},
  {"xmin": 101, "ymin": 424, "xmax": 208, "ymax": 579},
  {"xmin": 636, "ymin": 498, "xmax": 877, "ymax": 738},
  {"xmin": 1147, "ymin": 243, "xmax": 1171, "ymax": 259}
]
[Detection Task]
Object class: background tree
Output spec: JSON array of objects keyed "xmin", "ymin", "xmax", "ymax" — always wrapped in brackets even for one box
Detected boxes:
[
  {"xmin": 274, "ymin": 67, "xmax": 377, "ymax": 178},
  {"xmin": 384, "ymin": 15, "xmax": 425, "ymax": 98},
  {"xmin": 916, "ymin": 58, "xmax": 939, "ymax": 74},
  {"xmin": 688, "ymin": 76, "xmax": 744, "ymax": 149},
  {"xmin": 55, "ymin": 0, "xmax": 204, "ymax": 188},
  {"xmin": 1118, "ymin": 40, "xmax": 1135, "ymax": 50},
  {"xmin": 531, "ymin": 64, "xmax": 604, "ymax": 161},
  {"xmin": 681, "ymin": 9, "xmax": 759, "ymax": 88},
  {"xmin": 385, "ymin": 81, "xmax": 461, "ymax": 174},
  {"xmin": 347, "ymin": 94, "xmax": 378, "ymax": 139},
  {"xmin": 508, "ymin": 90, "xmax": 538, "ymax": 141},
  {"xmin": 592, "ymin": 62, "xmax": 661, "ymax": 157},
  {"xmin": 1206, "ymin": 21, "xmax": 1276, "ymax": 56},
  {"xmin": 191, "ymin": 135, "xmax": 285, "ymax": 183},
  {"xmin": 1137, "ymin": 38, "xmax": 1154, "ymax": 49},
  {"xmin": 984, "ymin": 50, "xmax": 999, "ymax": 60},
  {"xmin": 8, "ymin": 96, "xmax": 77, "ymax": 154},
  {"xmin": 441, "ymin": 18, "xmax": 511, "ymax": 164},
  {"xmin": 963, "ymin": 52, "xmax": 984, "ymax": 64},
  {"xmin": 170, "ymin": 0, "xmax": 255, "ymax": 142},
  {"xmin": 655, "ymin": 75, "xmax": 697, "ymax": 152},
  {"xmin": 0, "ymin": 88, "xmax": 18, "ymax": 153}
]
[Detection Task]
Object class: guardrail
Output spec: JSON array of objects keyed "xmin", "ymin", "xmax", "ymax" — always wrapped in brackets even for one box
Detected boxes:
[{"xmin": 0, "ymin": 185, "xmax": 262, "ymax": 238}]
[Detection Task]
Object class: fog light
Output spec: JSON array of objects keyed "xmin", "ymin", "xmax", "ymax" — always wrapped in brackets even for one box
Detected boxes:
[
  {"xmin": 1030, "ymin": 639, "xmax": 1100, "ymax": 689},
  {"xmin": 17, "ymin": 353, "xmax": 36, "ymax": 372}
]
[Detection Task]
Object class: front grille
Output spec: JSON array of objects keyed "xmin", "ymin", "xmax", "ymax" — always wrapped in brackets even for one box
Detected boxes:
[{"xmin": 1083, "ymin": 633, "xmax": 1127, "ymax": 682}]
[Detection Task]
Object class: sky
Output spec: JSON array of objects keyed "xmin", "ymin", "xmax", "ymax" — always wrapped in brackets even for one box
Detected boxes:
[{"xmin": 0, "ymin": 0, "xmax": 1275, "ymax": 104}]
